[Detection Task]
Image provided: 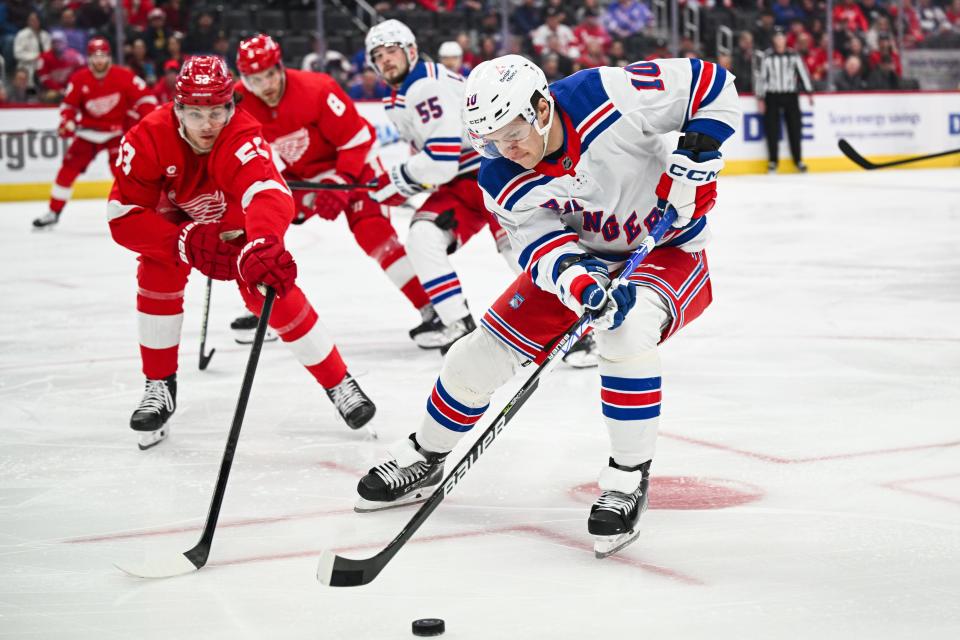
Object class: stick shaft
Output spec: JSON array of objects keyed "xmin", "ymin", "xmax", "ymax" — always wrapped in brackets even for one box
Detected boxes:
[
  {"xmin": 838, "ymin": 139, "xmax": 960, "ymax": 170},
  {"xmin": 185, "ymin": 288, "xmax": 276, "ymax": 568}
]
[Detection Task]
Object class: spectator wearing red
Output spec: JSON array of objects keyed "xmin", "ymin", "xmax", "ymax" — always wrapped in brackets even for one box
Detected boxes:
[
  {"xmin": 785, "ymin": 18, "xmax": 808, "ymax": 49},
  {"xmin": 833, "ymin": 0, "xmax": 869, "ymax": 33},
  {"xmin": 948, "ymin": 0, "xmax": 960, "ymax": 28},
  {"xmin": 123, "ymin": 0, "xmax": 156, "ymax": 31},
  {"xmin": 36, "ymin": 30, "xmax": 84, "ymax": 101},
  {"xmin": 532, "ymin": 7, "xmax": 580, "ymax": 59},
  {"xmin": 796, "ymin": 32, "xmax": 827, "ymax": 83},
  {"xmin": 574, "ymin": 8, "xmax": 611, "ymax": 53},
  {"xmin": 161, "ymin": 0, "xmax": 188, "ymax": 34},
  {"xmin": 577, "ymin": 37, "xmax": 609, "ymax": 70},
  {"xmin": 152, "ymin": 58, "xmax": 179, "ymax": 104},
  {"xmin": 868, "ymin": 34, "xmax": 901, "ymax": 76}
]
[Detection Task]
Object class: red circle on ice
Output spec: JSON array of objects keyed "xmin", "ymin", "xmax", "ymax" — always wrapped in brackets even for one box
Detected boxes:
[{"xmin": 569, "ymin": 476, "xmax": 763, "ymax": 510}]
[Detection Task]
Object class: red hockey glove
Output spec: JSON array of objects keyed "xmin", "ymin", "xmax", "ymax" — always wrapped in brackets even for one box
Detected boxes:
[
  {"xmin": 58, "ymin": 119, "xmax": 76, "ymax": 139},
  {"xmin": 292, "ymin": 176, "xmax": 351, "ymax": 224},
  {"xmin": 176, "ymin": 222, "xmax": 242, "ymax": 281},
  {"xmin": 655, "ymin": 149, "xmax": 723, "ymax": 228},
  {"xmin": 237, "ymin": 235, "xmax": 297, "ymax": 297}
]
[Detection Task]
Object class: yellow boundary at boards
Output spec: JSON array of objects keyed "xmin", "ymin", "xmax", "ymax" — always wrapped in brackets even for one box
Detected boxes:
[{"xmin": 2, "ymin": 154, "xmax": 957, "ymax": 201}]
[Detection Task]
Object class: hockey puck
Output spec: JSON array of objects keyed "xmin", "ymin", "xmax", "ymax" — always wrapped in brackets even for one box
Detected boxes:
[{"xmin": 412, "ymin": 618, "xmax": 445, "ymax": 636}]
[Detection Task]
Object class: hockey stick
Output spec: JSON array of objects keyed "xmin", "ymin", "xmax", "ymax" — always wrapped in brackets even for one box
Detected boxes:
[
  {"xmin": 115, "ymin": 287, "xmax": 277, "ymax": 578},
  {"xmin": 198, "ymin": 277, "xmax": 215, "ymax": 370},
  {"xmin": 287, "ymin": 180, "xmax": 377, "ymax": 191},
  {"xmin": 317, "ymin": 206, "xmax": 678, "ymax": 587},
  {"xmin": 838, "ymin": 138, "xmax": 960, "ymax": 170}
]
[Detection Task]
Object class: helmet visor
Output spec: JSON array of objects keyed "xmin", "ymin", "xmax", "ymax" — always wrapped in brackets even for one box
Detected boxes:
[{"xmin": 468, "ymin": 118, "xmax": 536, "ymax": 159}]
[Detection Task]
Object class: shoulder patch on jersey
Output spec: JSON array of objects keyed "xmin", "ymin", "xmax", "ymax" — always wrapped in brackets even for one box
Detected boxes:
[{"xmin": 478, "ymin": 157, "xmax": 554, "ymax": 211}]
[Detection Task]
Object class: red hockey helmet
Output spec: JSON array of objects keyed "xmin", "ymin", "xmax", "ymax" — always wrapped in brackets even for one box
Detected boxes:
[
  {"xmin": 87, "ymin": 37, "xmax": 111, "ymax": 57},
  {"xmin": 175, "ymin": 56, "xmax": 235, "ymax": 106},
  {"xmin": 236, "ymin": 34, "xmax": 282, "ymax": 75}
]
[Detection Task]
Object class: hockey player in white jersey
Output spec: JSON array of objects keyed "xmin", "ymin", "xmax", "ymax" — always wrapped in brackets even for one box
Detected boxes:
[
  {"xmin": 354, "ymin": 54, "xmax": 739, "ymax": 558},
  {"xmin": 365, "ymin": 20, "xmax": 598, "ymax": 363}
]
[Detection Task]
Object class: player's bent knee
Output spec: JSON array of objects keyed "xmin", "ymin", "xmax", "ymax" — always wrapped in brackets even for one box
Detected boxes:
[
  {"xmin": 407, "ymin": 220, "xmax": 452, "ymax": 258},
  {"xmin": 596, "ymin": 287, "xmax": 669, "ymax": 361},
  {"xmin": 440, "ymin": 327, "xmax": 523, "ymax": 402}
]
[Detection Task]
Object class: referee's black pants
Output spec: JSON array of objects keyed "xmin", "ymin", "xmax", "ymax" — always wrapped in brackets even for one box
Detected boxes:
[{"xmin": 763, "ymin": 92, "xmax": 803, "ymax": 165}]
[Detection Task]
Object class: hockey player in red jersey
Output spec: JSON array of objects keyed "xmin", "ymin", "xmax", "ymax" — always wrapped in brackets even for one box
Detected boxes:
[
  {"xmin": 108, "ymin": 56, "xmax": 376, "ymax": 450},
  {"xmin": 33, "ymin": 38, "xmax": 158, "ymax": 229},
  {"xmin": 233, "ymin": 34, "xmax": 435, "ymax": 343}
]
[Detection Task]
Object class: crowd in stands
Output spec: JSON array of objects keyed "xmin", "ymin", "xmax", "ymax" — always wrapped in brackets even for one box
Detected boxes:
[{"xmin": 2, "ymin": 0, "xmax": 959, "ymax": 105}]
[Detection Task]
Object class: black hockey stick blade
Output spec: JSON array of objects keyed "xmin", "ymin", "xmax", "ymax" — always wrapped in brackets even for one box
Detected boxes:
[
  {"xmin": 116, "ymin": 288, "xmax": 277, "ymax": 579},
  {"xmin": 287, "ymin": 180, "xmax": 377, "ymax": 191},
  {"xmin": 838, "ymin": 138, "xmax": 960, "ymax": 170},
  {"xmin": 315, "ymin": 207, "xmax": 678, "ymax": 588},
  {"xmin": 198, "ymin": 277, "xmax": 215, "ymax": 370}
]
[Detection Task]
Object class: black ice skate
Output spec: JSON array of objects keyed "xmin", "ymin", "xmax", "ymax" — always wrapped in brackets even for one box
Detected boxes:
[
  {"xmin": 355, "ymin": 434, "xmax": 448, "ymax": 512},
  {"xmin": 129, "ymin": 374, "xmax": 177, "ymax": 450},
  {"xmin": 230, "ymin": 312, "xmax": 278, "ymax": 344},
  {"xmin": 32, "ymin": 211, "xmax": 60, "ymax": 229},
  {"xmin": 588, "ymin": 458, "xmax": 652, "ymax": 558},
  {"xmin": 326, "ymin": 373, "xmax": 376, "ymax": 430},
  {"xmin": 562, "ymin": 332, "xmax": 598, "ymax": 369},
  {"xmin": 409, "ymin": 308, "xmax": 476, "ymax": 352}
]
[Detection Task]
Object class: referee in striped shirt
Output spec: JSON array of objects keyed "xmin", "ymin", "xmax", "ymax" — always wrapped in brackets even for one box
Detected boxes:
[{"xmin": 756, "ymin": 29, "xmax": 814, "ymax": 173}]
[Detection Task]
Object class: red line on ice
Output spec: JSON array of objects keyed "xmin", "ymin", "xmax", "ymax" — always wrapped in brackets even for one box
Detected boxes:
[{"xmin": 660, "ymin": 432, "xmax": 960, "ymax": 464}]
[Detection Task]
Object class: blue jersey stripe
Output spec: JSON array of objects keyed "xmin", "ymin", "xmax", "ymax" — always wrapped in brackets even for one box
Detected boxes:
[{"xmin": 601, "ymin": 375, "xmax": 662, "ymax": 392}]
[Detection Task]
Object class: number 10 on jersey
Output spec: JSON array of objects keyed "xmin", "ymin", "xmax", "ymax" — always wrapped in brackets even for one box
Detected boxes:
[{"xmin": 625, "ymin": 62, "xmax": 664, "ymax": 91}]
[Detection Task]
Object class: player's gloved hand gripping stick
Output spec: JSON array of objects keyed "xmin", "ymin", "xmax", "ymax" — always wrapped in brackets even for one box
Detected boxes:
[{"xmin": 316, "ymin": 205, "xmax": 678, "ymax": 587}]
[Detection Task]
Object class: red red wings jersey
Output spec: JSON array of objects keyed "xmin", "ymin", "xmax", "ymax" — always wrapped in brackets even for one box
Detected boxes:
[
  {"xmin": 235, "ymin": 69, "xmax": 374, "ymax": 182},
  {"xmin": 61, "ymin": 65, "xmax": 158, "ymax": 141},
  {"xmin": 107, "ymin": 104, "xmax": 294, "ymax": 264},
  {"xmin": 36, "ymin": 49, "xmax": 85, "ymax": 92}
]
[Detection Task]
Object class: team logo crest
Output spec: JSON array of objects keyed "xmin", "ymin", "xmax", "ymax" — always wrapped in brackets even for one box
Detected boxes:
[
  {"xmin": 169, "ymin": 189, "xmax": 227, "ymax": 223},
  {"xmin": 509, "ymin": 293, "xmax": 524, "ymax": 310},
  {"xmin": 85, "ymin": 92, "xmax": 121, "ymax": 117},
  {"xmin": 271, "ymin": 128, "xmax": 310, "ymax": 165}
]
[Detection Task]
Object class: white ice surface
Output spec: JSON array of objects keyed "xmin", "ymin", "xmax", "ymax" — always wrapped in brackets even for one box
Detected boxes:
[{"xmin": 1, "ymin": 169, "xmax": 959, "ymax": 639}]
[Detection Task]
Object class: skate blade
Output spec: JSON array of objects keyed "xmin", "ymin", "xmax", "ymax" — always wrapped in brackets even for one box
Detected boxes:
[
  {"xmin": 233, "ymin": 329, "xmax": 279, "ymax": 345},
  {"xmin": 137, "ymin": 425, "xmax": 169, "ymax": 451},
  {"xmin": 354, "ymin": 487, "xmax": 434, "ymax": 513},
  {"xmin": 593, "ymin": 529, "xmax": 641, "ymax": 559}
]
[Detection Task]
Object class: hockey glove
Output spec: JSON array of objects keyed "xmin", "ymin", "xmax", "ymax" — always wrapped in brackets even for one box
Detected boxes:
[
  {"xmin": 237, "ymin": 235, "xmax": 297, "ymax": 297},
  {"xmin": 58, "ymin": 119, "xmax": 76, "ymax": 139},
  {"xmin": 656, "ymin": 148, "xmax": 723, "ymax": 228},
  {"xmin": 176, "ymin": 222, "xmax": 242, "ymax": 281},
  {"xmin": 292, "ymin": 179, "xmax": 352, "ymax": 225},
  {"xmin": 556, "ymin": 255, "xmax": 637, "ymax": 331},
  {"xmin": 371, "ymin": 164, "xmax": 423, "ymax": 207}
]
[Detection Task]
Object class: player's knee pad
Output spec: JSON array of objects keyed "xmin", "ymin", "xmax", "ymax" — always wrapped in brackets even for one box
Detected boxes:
[
  {"xmin": 439, "ymin": 327, "xmax": 524, "ymax": 405},
  {"xmin": 596, "ymin": 286, "xmax": 669, "ymax": 362},
  {"xmin": 407, "ymin": 219, "xmax": 455, "ymax": 261}
]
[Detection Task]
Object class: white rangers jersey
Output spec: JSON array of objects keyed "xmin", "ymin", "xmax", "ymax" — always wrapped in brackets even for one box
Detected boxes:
[
  {"xmin": 382, "ymin": 59, "xmax": 481, "ymax": 185},
  {"xmin": 478, "ymin": 58, "xmax": 740, "ymax": 296}
]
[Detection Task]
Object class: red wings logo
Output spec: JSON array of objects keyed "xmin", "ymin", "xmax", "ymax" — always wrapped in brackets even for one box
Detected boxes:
[
  {"xmin": 271, "ymin": 127, "xmax": 310, "ymax": 164},
  {"xmin": 168, "ymin": 189, "xmax": 227, "ymax": 222},
  {"xmin": 85, "ymin": 92, "xmax": 121, "ymax": 117}
]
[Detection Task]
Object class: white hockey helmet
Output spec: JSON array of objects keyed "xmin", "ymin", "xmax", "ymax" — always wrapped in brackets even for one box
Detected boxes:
[
  {"xmin": 462, "ymin": 54, "xmax": 554, "ymax": 160},
  {"xmin": 365, "ymin": 19, "xmax": 418, "ymax": 76}
]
